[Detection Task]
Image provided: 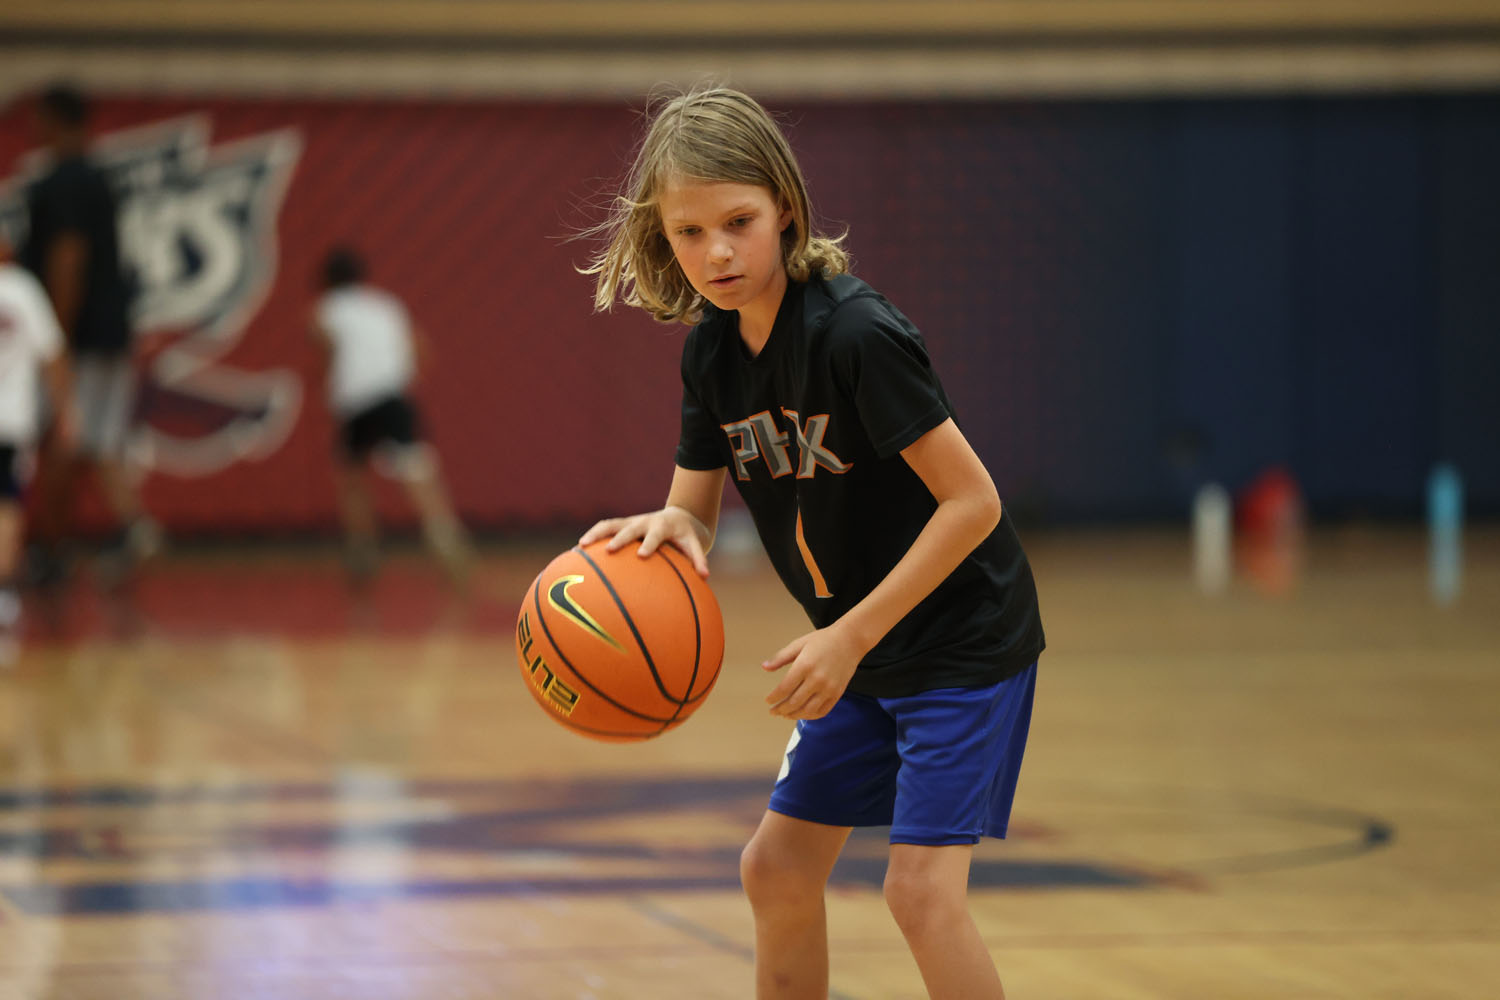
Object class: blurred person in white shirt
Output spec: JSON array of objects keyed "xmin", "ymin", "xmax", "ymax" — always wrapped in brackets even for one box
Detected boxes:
[{"xmin": 0, "ymin": 237, "xmax": 75, "ymax": 661}]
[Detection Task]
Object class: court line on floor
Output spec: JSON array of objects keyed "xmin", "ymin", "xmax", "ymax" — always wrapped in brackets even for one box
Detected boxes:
[
  {"xmin": 959, "ymin": 927, "xmax": 1500, "ymax": 951},
  {"xmin": 13, "ymin": 926, "xmax": 1497, "ymax": 982},
  {"xmin": 626, "ymin": 896, "xmax": 864, "ymax": 1000},
  {"xmin": 135, "ymin": 667, "xmax": 337, "ymax": 768}
]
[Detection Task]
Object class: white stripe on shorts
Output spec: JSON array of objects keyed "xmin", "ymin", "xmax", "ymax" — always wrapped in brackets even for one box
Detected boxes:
[{"xmin": 776, "ymin": 724, "xmax": 803, "ymax": 784}]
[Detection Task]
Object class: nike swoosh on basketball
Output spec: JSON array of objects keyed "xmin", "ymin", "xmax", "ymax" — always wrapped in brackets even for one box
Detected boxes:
[{"xmin": 547, "ymin": 576, "xmax": 626, "ymax": 651}]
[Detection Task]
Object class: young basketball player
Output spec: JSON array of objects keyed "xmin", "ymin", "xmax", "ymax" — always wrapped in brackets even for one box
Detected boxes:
[
  {"xmin": 22, "ymin": 83, "xmax": 161, "ymax": 586},
  {"xmin": 0, "ymin": 239, "xmax": 74, "ymax": 662},
  {"xmin": 580, "ymin": 88, "xmax": 1045, "ymax": 999},
  {"xmin": 310, "ymin": 247, "xmax": 473, "ymax": 587}
]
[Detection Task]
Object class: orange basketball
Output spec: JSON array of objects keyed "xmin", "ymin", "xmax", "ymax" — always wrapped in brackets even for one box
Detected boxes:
[{"xmin": 516, "ymin": 539, "xmax": 724, "ymax": 742}]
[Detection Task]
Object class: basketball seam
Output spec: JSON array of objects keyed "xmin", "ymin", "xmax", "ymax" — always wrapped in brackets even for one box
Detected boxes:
[
  {"xmin": 530, "ymin": 575, "xmax": 678, "ymax": 726},
  {"xmin": 574, "ymin": 545, "xmax": 681, "ymax": 707},
  {"xmin": 654, "ymin": 545, "xmax": 704, "ymax": 723},
  {"xmin": 658, "ymin": 545, "xmax": 723, "ymax": 706},
  {"xmin": 557, "ymin": 716, "xmax": 683, "ymax": 741}
]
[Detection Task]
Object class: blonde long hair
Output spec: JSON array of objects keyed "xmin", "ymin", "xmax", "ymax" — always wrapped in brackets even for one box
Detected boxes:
[{"xmin": 583, "ymin": 86, "xmax": 849, "ymax": 324}]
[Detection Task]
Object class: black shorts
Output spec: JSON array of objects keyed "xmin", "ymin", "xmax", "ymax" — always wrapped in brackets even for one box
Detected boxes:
[
  {"xmin": 0, "ymin": 445, "xmax": 22, "ymax": 501},
  {"xmin": 339, "ymin": 396, "xmax": 422, "ymax": 462}
]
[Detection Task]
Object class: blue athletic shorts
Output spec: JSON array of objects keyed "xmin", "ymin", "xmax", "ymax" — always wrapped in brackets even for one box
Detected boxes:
[{"xmin": 768, "ymin": 663, "xmax": 1036, "ymax": 845}]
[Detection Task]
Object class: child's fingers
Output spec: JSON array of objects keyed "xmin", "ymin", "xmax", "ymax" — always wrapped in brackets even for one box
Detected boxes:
[
  {"xmin": 765, "ymin": 675, "xmax": 801, "ymax": 710},
  {"xmin": 634, "ymin": 520, "xmax": 667, "ymax": 557},
  {"xmin": 578, "ymin": 518, "xmax": 622, "ymax": 545},
  {"xmin": 761, "ymin": 639, "xmax": 800, "ymax": 672},
  {"xmin": 772, "ymin": 681, "xmax": 832, "ymax": 718},
  {"xmin": 789, "ymin": 694, "xmax": 831, "ymax": 720},
  {"xmin": 607, "ymin": 519, "xmax": 648, "ymax": 551},
  {"xmin": 674, "ymin": 533, "xmax": 711, "ymax": 578}
]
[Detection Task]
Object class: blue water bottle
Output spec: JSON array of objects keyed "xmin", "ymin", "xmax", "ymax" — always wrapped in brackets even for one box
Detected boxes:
[{"xmin": 1427, "ymin": 463, "xmax": 1463, "ymax": 606}]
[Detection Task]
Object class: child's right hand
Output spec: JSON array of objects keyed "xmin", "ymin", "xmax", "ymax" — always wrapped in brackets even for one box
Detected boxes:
[{"xmin": 580, "ymin": 506, "xmax": 711, "ymax": 578}]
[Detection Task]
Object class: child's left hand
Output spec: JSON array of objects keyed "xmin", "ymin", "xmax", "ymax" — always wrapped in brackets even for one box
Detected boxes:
[{"xmin": 762, "ymin": 626, "xmax": 863, "ymax": 720}]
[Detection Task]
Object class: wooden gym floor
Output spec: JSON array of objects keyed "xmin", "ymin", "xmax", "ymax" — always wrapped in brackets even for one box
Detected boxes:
[{"xmin": 0, "ymin": 526, "xmax": 1496, "ymax": 999}]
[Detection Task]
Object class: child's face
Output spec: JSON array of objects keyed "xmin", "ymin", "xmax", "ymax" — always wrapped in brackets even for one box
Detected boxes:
[{"xmin": 658, "ymin": 178, "xmax": 792, "ymax": 317}]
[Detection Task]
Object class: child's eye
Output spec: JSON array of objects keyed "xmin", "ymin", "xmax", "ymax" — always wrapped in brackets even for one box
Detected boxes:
[
  {"xmin": 730, "ymin": 216, "xmax": 751, "ymax": 228},
  {"xmin": 676, "ymin": 226, "xmax": 700, "ymax": 237}
]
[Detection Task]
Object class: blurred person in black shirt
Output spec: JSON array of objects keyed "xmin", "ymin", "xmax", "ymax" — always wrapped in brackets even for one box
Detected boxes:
[{"xmin": 20, "ymin": 83, "xmax": 160, "ymax": 586}]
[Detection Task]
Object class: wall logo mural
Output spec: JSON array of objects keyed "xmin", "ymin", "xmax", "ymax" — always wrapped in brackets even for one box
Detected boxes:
[{"xmin": 0, "ymin": 116, "xmax": 302, "ymax": 476}]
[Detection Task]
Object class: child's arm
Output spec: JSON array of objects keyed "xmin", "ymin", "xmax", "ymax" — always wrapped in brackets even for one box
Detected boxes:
[
  {"xmin": 578, "ymin": 465, "xmax": 727, "ymax": 578},
  {"xmin": 41, "ymin": 354, "xmax": 76, "ymax": 450},
  {"xmin": 763, "ymin": 417, "xmax": 1001, "ymax": 719},
  {"xmin": 43, "ymin": 232, "xmax": 87, "ymax": 343}
]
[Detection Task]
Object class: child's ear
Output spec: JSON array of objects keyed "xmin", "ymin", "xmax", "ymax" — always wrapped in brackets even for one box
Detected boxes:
[{"xmin": 778, "ymin": 204, "xmax": 794, "ymax": 232}]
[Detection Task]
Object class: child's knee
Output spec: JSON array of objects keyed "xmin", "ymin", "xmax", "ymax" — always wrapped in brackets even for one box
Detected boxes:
[
  {"xmin": 738, "ymin": 837, "xmax": 783, "ymax": 901},
  {"xmin": 740, "ymin": 837, "xmax": 818, "ymax": 909},
  {"xmin": 376, "ymin": 442, "xmax": 435, "ymax": 482},
  {"xmin": 883, "ymin": 868, "xmax": 964, "ymax": 936}
]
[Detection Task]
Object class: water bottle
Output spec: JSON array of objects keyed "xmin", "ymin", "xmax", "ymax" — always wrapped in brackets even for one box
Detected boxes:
[
  {"xmin": 1428, "ymin": 463, "xmax": 1463, "ymax": 607},
  {"xmin": 1192, "ymin": 482, "xmax": 1232, "ymax": 595}
]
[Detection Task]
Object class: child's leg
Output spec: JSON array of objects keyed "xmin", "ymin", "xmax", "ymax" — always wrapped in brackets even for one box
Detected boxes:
[
  {"xmin": 878, "ymin": 668, "xmax": 1036, "ymax": 1000},
  {"xmin": 885, "ymin": 842, "xmax": 1004, "ymax": 1000},
  {"xmin": 0, "ymin": 502, "xmax": 21, "ymax": 583},
  {"xmin": 90, "ymin": 360, "xmax": 156, "ymax": 546},
  {"xmin": 739, "ymin": 810, "xmax": 851, "ymax": 1000},
  {"xmin": 0, "ymin": 500, "xmax": 23, "ymax": 663},
  {"xmin": 336, "ymin": 462, "xmax": 379, "ymax": 578},
  {"xmin": 27, "ymin": 443, "xmax": 81, "ymax": 581},
  {"xmin": 392, "ymin": 448, "xmax": 472, "ymax": 584},
  {"xmin": 97, "ymin": 455, "xmax": 162, "ymax": 553}
]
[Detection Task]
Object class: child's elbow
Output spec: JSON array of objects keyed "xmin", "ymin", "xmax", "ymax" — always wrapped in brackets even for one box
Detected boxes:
[{"xmin": 973, "ymin": 485, "xmax": 1003, "ymax": 535}]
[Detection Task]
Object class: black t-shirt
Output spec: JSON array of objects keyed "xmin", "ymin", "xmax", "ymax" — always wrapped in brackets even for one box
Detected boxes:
[
  {"xmin": 20, "ymin": 155, "xmax": 132, "ymax": 356},
  {"xmin": 677, "ymin": 273, "xmax": 1045, "ymax": 698}
]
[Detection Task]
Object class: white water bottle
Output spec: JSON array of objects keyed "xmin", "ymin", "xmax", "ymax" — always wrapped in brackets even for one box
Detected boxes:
[{"xmin": 1192, "ymin": 482, "xmax": 1232, "ymax": 595}]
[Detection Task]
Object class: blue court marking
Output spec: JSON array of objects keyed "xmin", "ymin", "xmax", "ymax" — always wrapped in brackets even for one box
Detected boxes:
[
  {"xmin": 0, "ymin": 860, "xmax": 1151, "ymax": 916},
  {"xmin": 1183, "ymin": 797, "xmax": 1396, "ymax": 875},
  {"xmin": 0, "ymin": 775, "xmax": 1390, "ymax": 916}
]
